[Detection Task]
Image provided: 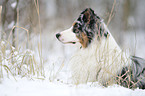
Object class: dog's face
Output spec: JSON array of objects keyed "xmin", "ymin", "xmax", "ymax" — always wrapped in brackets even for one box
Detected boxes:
[{"xmin": 56, "ymin": 8, "xmax": 106, "ymax": 48}]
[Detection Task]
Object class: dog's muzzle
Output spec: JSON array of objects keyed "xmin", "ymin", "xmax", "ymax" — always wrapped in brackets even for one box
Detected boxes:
[
  {"xmin": 56, "ymin": 33, "xmax": 77, "ymax": 44},
  {"xmin": 55, "ymin": 27, "xmax": 80, "ymax": 44}
]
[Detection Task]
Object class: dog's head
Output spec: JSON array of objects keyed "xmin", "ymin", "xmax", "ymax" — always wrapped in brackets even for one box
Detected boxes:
[{"xmin": 56, "ymin": 8, "xmax": 108, "ymax": 48}]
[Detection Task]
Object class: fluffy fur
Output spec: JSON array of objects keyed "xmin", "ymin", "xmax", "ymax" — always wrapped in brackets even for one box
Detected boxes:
[{"xmin": 56, "ymin": 8, "xmax": 145, "ymax": 89}]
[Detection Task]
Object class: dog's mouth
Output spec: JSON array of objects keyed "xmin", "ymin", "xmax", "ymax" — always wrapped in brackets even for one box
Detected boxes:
[
  {"xmin": 56, "ymin": 37, "xmax": 77, "ymax": 44},
  {"xmin": 57, "ymin": 39, "xmax": 78, "ymax": 44},
  {"xmin": 62, "ymin": 41, "xmax": 76, "ymax": 44}
]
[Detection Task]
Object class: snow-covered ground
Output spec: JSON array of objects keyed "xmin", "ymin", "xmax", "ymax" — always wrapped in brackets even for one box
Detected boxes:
[
  {"xmin": 0, "ymin": 74, "xmax": 145, "ymax": 96},
  {"xmin": 0, "ymin": 31, "xmax": 145, "ymax": 96}
]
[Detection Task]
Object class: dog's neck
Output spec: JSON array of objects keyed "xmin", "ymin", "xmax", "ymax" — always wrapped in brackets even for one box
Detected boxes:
[{"xmin": 80, "ymin": 22, "xmax": 130, "ymax": 67}]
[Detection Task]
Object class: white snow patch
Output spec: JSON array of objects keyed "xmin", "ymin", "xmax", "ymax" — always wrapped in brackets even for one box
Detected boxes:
[
  {"xmin": 6, "ymin": 50, "xmax": 11, "ymax": 55},
  {"xmin": 0, "ymin": 76, "xmax": 145, "ymax": 96},
  {"xmin": 1, "ymin": 41, "xmax": 5, "ymax": 46},
  {"xmin": 11, "ymin": 2, "xmax": 17, "ymax": 9}
]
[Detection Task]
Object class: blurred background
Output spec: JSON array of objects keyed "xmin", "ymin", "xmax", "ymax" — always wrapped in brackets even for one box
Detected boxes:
[{"xmin": 0, "ymin": 0, "xmax": 145, "ymax": 61}]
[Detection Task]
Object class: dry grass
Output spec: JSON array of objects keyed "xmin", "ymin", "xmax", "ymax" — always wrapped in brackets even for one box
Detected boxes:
[
  {"xmin": 0, "ymin": 39, "xmax": 45, "ymax": 81},
  {"xmin": 0, "ymin": 1, "xmax": 45, "ymax": 82}
]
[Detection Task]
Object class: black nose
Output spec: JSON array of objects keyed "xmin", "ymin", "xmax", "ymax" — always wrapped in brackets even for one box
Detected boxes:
[{"xmin": 56, "ymin": 33, "xmax": 61, "ymax": 39}]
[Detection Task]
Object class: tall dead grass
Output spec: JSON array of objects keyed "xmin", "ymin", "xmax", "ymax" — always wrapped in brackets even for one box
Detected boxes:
[{"xmin": 0, "ymin": 0, "xmax": 45, "ymax": 82}]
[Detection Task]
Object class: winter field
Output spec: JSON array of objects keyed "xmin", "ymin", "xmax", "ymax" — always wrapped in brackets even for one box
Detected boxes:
[
  {"xmin": 0, "ymin": 31, "xmax": 145, "ymax": 96},
  {"xmin": 0, "ymin": 76, "xmax": 145, "ymax": 96},
  {"xmin": 0, "ymin": 0, "xmax": 145, "ymax": 96}
]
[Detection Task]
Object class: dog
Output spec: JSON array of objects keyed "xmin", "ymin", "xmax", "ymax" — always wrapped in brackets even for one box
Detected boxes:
[{"xmin": 56, "ymin": 8, "xmax": 145, "ymax": 89}]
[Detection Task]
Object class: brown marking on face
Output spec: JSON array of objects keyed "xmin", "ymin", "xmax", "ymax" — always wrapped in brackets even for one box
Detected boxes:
[{"xmin": 77, "ymin": 32, "xmax": 89, "ymax": 48}]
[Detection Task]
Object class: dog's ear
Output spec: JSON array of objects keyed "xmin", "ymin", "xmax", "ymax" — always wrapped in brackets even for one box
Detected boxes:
[
  {"xmin": 81, "ymin": 8, "xmax": 96, "ymax": 23},
  {"xmin": 82, "ymin": 10, "xmax": 90, "ymax": 23}
]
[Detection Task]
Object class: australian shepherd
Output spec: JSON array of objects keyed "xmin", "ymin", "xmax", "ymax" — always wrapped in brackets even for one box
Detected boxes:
[{"xmin": 56, "ymin": 8, "xmax": 145, "ymax": 89}]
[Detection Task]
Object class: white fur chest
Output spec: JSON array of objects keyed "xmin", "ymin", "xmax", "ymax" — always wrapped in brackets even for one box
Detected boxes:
[{"xmin": 69, "ymin": 35, "xmax": 130, "ymax": 85}]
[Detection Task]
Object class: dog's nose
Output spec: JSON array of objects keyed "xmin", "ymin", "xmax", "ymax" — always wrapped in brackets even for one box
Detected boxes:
[{"xmin": 56, "ymin": 33, "xmax": 61, "ymax": 39}]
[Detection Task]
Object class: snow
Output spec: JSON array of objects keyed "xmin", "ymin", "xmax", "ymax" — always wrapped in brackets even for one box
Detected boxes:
[
  {"xmin": 1, "ymin": 0, "xmax": 145, "ymax": 95},
  {"xmin": 0, "ymin": 75, "xmax": 145, "ymax": 96},
  {"xmin": 0, "ymin": 77, "xmax": 70, "ymax": 96},
  {"xmin": 0, "ymin": 41, "xmax": 5, "ymax": 46},
  {"xmin": 0, "ymin": 32, "xmax": 145, "ymax": 96},
  {"xmin": 11, "ymin": 2, "xmax": 17, "ymax": 9},
  {"xmin": 0, "ymin": 51, "xmax": 145, "ymax": 96}
]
